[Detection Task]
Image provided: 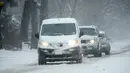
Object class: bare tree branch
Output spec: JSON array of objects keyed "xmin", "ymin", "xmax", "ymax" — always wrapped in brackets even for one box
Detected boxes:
[
  {"xmin": 57, "ymin": 0, "xmax": 66, "ymax": 17},
  {"xmin": 67, "ymin": 4, "xmax": 72, "ymax": 12},
  {"xmin": 71, "ymin": 0, "xmax": 78, "ymax": 17}
]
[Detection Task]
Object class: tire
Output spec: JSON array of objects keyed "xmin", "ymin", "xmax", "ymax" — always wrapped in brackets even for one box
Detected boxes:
[
  {"xmin": 38, "ymin": 55, "xmax": 46, "ymax": 65},
  {"xmin": 76, "ymin": 58, "xmax": 83, "ymax": 63},
  {"xmin": 83, "ymin": 52, "xmax": 88, "ymax": 57},
  {"xmin": 94, "ymin": 43, "xmax": 102, "ymax": 57},
  {"xmin": 76, "ymin": 53, "xmax": 83, "ymax": 63},
  {"xmin": 105, "ymin": 50, "xmax": 110, "ymax": 55},
  {"xmin": 94, "ymin": 51, "xmax": 102, "ymax": 57},
  {"xmin": 105, "ymin": 45, "xmax": 111, "ymax": 55}
]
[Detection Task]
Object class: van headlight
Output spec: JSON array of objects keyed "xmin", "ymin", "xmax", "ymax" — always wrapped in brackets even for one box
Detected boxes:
[
  {"xmin": 68, "ymin": 40, "xmax": 78, "ymax": 46},
  {"xmin": 39, "ymin": 42, "xmax": 49, "ymax": 47}
]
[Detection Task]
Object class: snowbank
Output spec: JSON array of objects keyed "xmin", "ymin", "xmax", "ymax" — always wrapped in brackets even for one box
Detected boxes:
[
  {"xmin": 110, "ymin": 39, "xmax": 130, "ymax": 53},
  {"xmin": 0, "ymin": 49, "xmax": 37, "ymax": 70},
  {"xmin": 92, "ymin": 51, "xmax": 130, "ymax": 73}
]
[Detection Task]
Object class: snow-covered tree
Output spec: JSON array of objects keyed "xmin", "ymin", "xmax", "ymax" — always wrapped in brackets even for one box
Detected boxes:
[{"xmin": 0, "ymin": 0, "xmax": 19, "ymax": 50}]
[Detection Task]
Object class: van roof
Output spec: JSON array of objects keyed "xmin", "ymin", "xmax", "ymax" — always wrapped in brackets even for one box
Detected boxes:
[
  {"xmin": 42, "ymin": 18, "xmax": 77, "ymax": 25},
  {"xmin": 79, "ymin": 25, "xmax": 97, "ymax": 29}
]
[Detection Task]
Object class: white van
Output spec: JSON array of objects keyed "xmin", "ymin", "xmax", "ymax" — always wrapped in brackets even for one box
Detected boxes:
[{"xmin": 35, "ymin": 18, "xmax": 83, "ymax": 65}]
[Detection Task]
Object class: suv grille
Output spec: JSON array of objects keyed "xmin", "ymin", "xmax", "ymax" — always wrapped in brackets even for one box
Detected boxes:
[
  {"xmin": 81, "ymin": 40, "xmax": 86, "ymax": 43},
  {"xmin": 81, "ymin": 40, "xmax": 90, "ymax": 44}
]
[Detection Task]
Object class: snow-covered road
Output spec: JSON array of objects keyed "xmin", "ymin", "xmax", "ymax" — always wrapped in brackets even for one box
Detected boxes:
[
  {"xmin": 26, "ymin": 51, "xmax": 130, "ymax": 73},
  {"xmin": 0, "ymin": 39, "xmax": 130, "ymax": 73}
]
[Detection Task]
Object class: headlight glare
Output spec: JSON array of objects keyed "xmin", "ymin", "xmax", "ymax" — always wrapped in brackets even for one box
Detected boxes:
[
  {"xmin": 39, "ymin": 42, "xmax": 49, "ymax": 47},
  {"xmin": 68, "ymin": 40, "xmax": 78, "ymax": 46},
  {"xmin": 90, "ymin": 40, "xmax": 95, "ymax": 44}
]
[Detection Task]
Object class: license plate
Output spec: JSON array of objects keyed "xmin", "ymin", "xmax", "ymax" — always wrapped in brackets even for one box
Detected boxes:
[
  {"xmin": 82, "ymin": 46, "xmax": 87, "ymax": 49},
  {"xmin": 55, "ymin": 50, "xmax": 62, "ymax": 54},
  {"xmin": 87, "ymin": 47, "xmax": 92, "ymax": 50}
]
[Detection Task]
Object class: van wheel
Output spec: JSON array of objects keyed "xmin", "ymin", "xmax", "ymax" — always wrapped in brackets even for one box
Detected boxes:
[
  {"xmin": 76, "ymin": 54, "xmax": 83, "ymax": 63},
  {"xmin": 76, "ymin": 58, "xmax": 83, "ymax": 63},
  {"xmin": 38, "ymin": 55, "xmax": 46, "ymax": 65}
]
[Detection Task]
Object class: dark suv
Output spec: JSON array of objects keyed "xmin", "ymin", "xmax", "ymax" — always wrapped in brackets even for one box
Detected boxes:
[{"xmin": 79, "ymin": 25, "xmax": 111, "ymax": 57}]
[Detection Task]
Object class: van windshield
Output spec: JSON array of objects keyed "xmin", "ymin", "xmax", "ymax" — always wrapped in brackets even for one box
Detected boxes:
[
  {"xmin": 41, "ymin": 23, "xmax": 76, "ymax": 36},
  {"xmin": 80, "ymin": 28, "xmax": 97, "ymax": 36}
]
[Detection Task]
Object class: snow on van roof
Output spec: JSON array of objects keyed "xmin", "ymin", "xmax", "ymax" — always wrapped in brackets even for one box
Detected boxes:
[
  {"xmin": 79, "ymin": 25, "xmax": 97, "ymax": 29},
  {"xmin": 42, "ymin": 18, "xmax": 77, "ymax": 25}
]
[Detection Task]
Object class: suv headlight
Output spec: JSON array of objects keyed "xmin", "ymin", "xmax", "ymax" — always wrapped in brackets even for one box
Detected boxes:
[
  {"xmin": 89, "ymin": 39, "xmax": 98, "ymax": 44},
  {"xmin": 39, "ymin": 42, "xmax": 49, "ymax": 47},
  {"xmin": 68, "ymin": 40, "xmax": 78, "ymax": 46},
  {"xmin": 90, "ymin": 40, "xmax": 95, "ymax": 44}
]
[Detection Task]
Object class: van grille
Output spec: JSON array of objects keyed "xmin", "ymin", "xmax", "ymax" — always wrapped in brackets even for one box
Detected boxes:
[{"xmin": 50, "ymin": 43, "xmax": 64, "ymax": 48}]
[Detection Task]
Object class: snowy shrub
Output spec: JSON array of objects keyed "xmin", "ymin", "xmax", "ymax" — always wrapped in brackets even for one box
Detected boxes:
[{"xmin": 0, "ymin": 13, "xmax": 21, "ymax": 50}]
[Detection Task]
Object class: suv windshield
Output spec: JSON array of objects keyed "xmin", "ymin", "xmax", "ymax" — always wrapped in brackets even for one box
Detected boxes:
[
  {"xmin": 80, "ymin": 28, "xmax": 97, "ymax": 36},
  {"xmin": 41, "ymin": 23, "xmax": 76, "ymax": 36}
]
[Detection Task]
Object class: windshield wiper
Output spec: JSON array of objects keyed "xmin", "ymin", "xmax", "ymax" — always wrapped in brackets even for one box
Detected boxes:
[{"xmin": 53, "ymin": 33, "xmax": 64, "ymax": 36}]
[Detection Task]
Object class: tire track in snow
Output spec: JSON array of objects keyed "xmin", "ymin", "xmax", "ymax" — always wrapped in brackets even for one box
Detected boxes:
[
  {"xmin": 0, "ymin": 46, "xmax": 130, "ymax": 73},
  {"xmin": 0, "ymin": 66, "xmax": 43, "ymax": 73},
  {"xmin": 83, "ymin": 45, "xmax": 130, "ymax": 64}
]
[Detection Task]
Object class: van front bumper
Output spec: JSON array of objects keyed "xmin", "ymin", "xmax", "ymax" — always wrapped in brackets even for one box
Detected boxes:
[{"xmin": 38, "ymin": 46, "xmax": 81, "ymax": 61}]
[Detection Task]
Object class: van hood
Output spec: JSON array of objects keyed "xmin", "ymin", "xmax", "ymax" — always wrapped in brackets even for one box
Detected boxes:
[
  {"xmin": 80, "ymin": 35, "xmax": 98, "ymax": 40},
  {"xmin": 39, "ymin": 35, "xmax": 77, "ymax": 43}
]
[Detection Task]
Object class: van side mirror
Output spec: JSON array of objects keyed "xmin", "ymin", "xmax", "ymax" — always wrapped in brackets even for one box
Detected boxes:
[
  {"xmin": 98, "ymin": 33, "xmax": 102, "ymax": 38},
  {"xmin": 79, "ymin": 32, "xmax": 84, "ymax": 37},
  {"xmin": 35, "ymin": 33, "xmax": 39, "ymax": 39}
]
